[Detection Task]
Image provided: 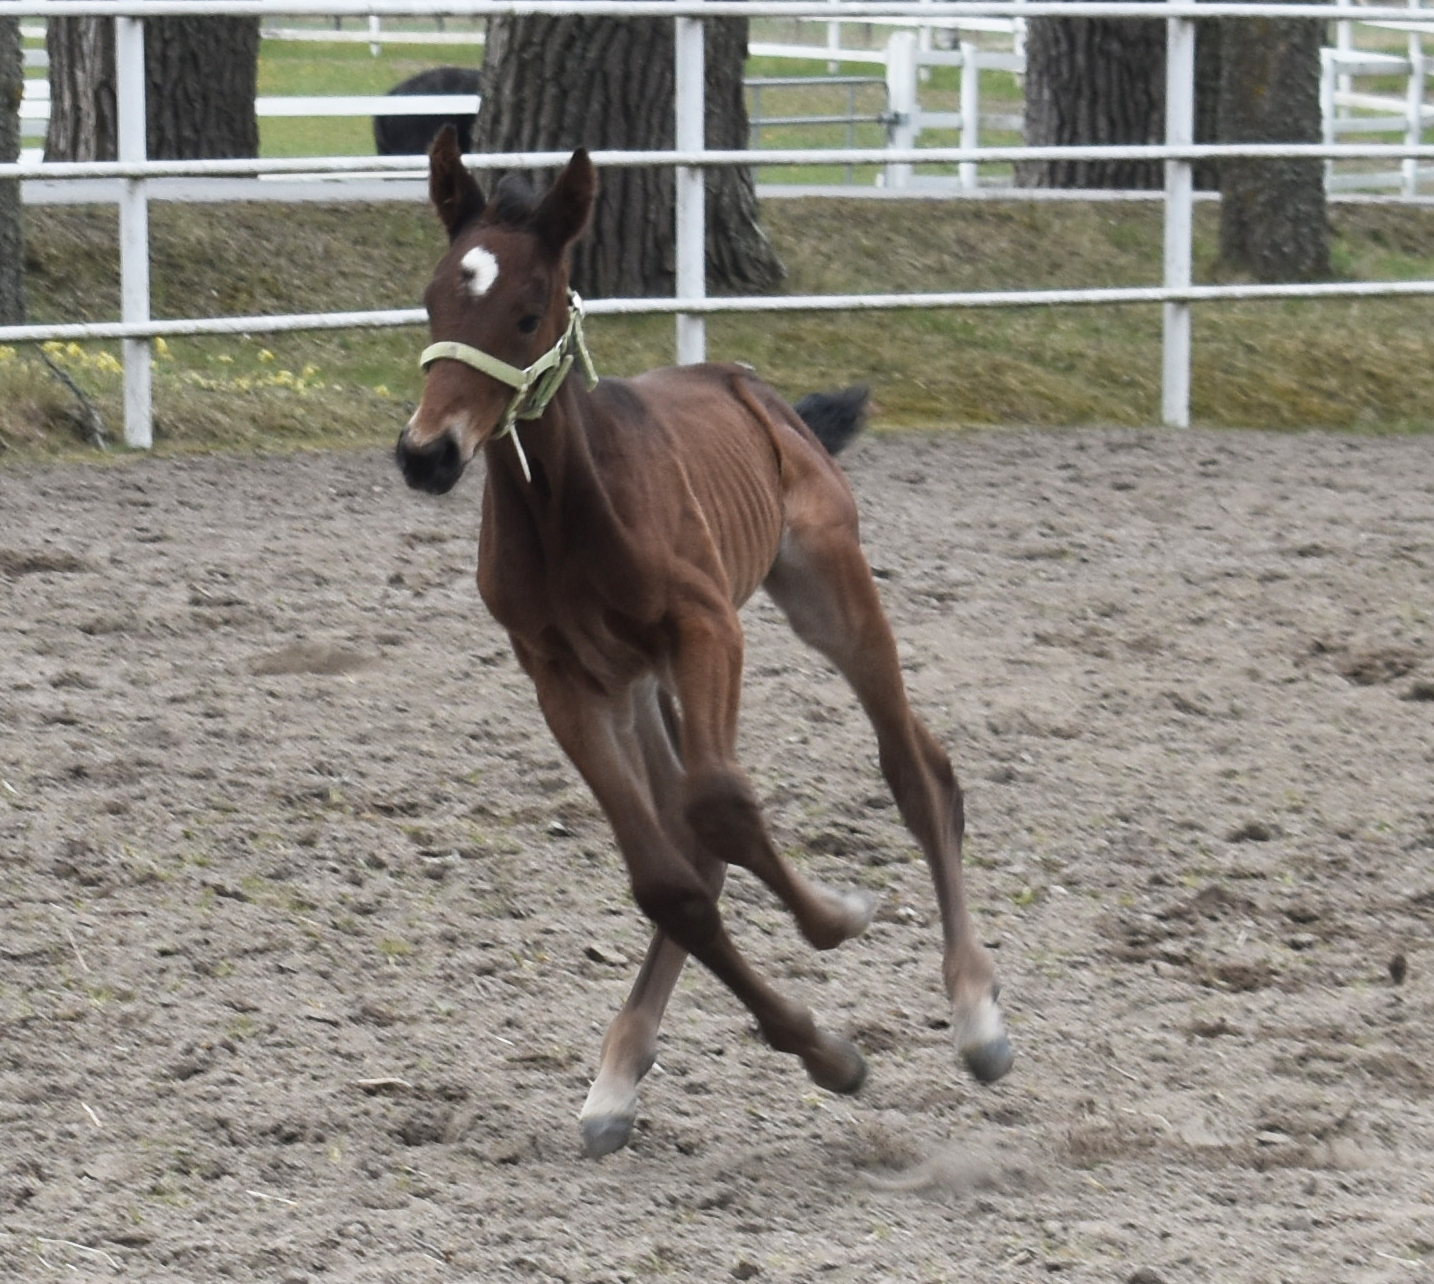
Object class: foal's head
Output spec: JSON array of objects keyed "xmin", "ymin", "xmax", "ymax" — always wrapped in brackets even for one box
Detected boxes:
[{"xmin": 395, "ymin": 128, "xmax": 596, "ymax": 494}]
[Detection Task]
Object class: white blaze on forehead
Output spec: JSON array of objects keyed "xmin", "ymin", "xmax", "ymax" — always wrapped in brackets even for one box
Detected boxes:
[{"xmin": 460, "ymin": 246, "xmax": 500, "ymax": 298}]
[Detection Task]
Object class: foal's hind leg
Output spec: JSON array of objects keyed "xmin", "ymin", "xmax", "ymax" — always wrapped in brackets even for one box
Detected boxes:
[
  {"xmin": 579, "ymin": 683, "xmax": 724, "ymax": 1157},
  {"xmin": 765, "ymin": 523, "xmax": 1013, "ymax": 1084}
]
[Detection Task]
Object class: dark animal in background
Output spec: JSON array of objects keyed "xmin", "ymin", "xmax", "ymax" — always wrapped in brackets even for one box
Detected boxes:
[{"xmin": 372, "ymin": 66, "xmax": 481, "ymax": 156}]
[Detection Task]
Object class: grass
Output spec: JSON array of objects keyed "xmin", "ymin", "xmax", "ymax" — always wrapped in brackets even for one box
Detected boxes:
[
  {"xmin": 3, "ymin": 29, "xmax": 1433, "ymax": 461},
  {"xmin": 6, "ymin": 197, "xmax": 1434, "ymax": 463},
  {"xmin": 251, "ymin": 33, "xmax": 1023, "ymax": 181},
  {"xmin": 257, "ymin": 36, "xmax": 479, "ymax": 157}
]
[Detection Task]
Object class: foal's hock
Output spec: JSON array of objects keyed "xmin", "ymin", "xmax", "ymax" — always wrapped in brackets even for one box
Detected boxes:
[{"xmin": 395, "ymin": 127, "xmax": 1012, "ymax": 1158}]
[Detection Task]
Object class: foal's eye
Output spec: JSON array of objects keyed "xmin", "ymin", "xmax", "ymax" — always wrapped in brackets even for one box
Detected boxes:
[{"xmin": 517, "ymin": 315, "xmax": 541, "ymax": 335}]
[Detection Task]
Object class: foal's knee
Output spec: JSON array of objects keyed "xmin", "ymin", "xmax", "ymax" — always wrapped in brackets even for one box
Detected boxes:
[
  {"xmin": 683, "ymin": 771, "xmax": 764, "ymax": 859},
  {"xmin": 631, "ymin": 873, "xmax": 721, "ymax": 951}
]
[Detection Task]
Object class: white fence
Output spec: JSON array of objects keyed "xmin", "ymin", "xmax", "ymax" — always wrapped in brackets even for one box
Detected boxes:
[
  {"xmin": 3, "ymin": 0, "xmax": 1434, "ymax": 450},
  {"xmin": 1324, "ymin": 15, "xmax": 1434, "ymax": 195},
  {"xmin": 21, "ymin": 13, "xmax": 1433, "ymax": 192}
]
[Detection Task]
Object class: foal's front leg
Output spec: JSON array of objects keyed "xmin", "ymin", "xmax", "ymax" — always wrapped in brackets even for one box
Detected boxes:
[
  {"xmin": 520, "ymin": 650, "xmax": 866, "ymax": 1154},
  {"xmin": 579, "ymin": 683, "xmax": 724, "ymax": 1157}
]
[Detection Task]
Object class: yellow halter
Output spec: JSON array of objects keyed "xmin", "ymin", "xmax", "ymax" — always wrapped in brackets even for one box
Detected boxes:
[{"xmin": 418, "ymin": 290, "xmax": 599, "ymax": 482}]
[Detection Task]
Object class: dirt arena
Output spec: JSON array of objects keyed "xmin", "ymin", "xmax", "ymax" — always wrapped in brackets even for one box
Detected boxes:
[{"xmin": 2, "ymin": 426, "xmax": 1432, "ymax": 1283}]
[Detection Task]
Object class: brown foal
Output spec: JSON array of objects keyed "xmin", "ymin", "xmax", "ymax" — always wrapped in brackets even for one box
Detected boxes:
[{"xmin": 395, "ymin": 128, "xmax": 1011, "ymax": 1158}]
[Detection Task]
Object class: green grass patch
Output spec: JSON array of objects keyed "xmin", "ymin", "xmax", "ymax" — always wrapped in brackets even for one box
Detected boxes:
[{"xmin": 6, "ymin": 132, "xmax": 1434, "ymax": 458}]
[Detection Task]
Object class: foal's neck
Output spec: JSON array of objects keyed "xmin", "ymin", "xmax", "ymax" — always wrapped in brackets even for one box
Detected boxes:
[{"xmin": 482, "ymin": 378, "xmax": 609, "ymax": 527}]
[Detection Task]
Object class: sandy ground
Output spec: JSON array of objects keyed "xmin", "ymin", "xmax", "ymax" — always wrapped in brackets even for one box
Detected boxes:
[{"xmin": 1, "ymin": 425, "xmax": 1432, "ymax": 1284}]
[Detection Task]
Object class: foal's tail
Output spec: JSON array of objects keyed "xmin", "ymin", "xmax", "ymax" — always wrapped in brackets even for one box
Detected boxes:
[{"xmin": 793, "ymin": 384, "xmax": 869, "ymax": 457}]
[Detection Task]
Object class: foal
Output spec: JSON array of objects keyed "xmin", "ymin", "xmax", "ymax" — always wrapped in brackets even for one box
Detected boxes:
[{"xmin": 395, "ymin": 128, "xmax": 1012, "ymax": 1157}]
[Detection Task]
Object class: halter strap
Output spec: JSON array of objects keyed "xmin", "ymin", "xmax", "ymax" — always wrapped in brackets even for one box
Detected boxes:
[{"xmin": 418, "ymin": 289, "xmax": 599, "ymax": 482}]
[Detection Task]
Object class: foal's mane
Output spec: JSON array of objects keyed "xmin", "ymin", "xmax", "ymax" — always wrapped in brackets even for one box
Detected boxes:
[{"xmin": 485, "ymin": 173, "xmax": 540, "ymax": 228}]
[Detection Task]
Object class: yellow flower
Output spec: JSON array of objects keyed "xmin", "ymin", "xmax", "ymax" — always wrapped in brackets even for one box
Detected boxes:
[
  {"xmin": 154, "ymin": 337, "xmax": 171, "ymax": 359},
  {"xmin": 373, "ymin": 385, "xmax": 390, "ymax": 398},
  {"xmin": 257, "ymin": 349, "xmax": 275, "ymax": 363},
  {"xmin": 0, "ymin": 345, "xmax": 16, "ymax": 363}
]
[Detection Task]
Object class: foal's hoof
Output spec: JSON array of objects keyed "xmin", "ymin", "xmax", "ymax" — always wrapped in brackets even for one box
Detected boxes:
[
  {"xmin": 803, "ymin": 1032, "xmax": 868, "ymax": 1096},
  {"xmin": 837, "ymin": 888, "xmax": 878, "ymax": 938},
  {"xmin": 579, "ymin": 1079, "xmax": 638, "ymax": 1158},
  {"xmin": 953, "ymin": 994, "xmax": 1013, "ymax": 1084},
  {"xmin": 962, "ymin": 1035, "xmax": 1014, "ymax": 1084},
  {"xmin": 579, "ymin": 1112, "xmax": 635, "ymax": 1159},
  {"xmin": 805, "ymin": 887, "xmax": 878, "ymax": 951}
]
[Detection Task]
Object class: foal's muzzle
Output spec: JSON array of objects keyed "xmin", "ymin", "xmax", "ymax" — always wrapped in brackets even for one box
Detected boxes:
[{"xmin": 395, "ymin": 429, "xmax": 465, "ymax": 495}]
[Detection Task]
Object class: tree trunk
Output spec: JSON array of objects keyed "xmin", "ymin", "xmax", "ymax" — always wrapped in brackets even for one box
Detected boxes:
[
  {"xmin": 46, "ymin": 16, "xmax": 258, "ymax": 162},
  {"xmin": 1019, "ymin": 15, "xmax": 1166, "ymax": 189},
  {"xmin": 144, "ymin": 18, "xmax": 259, "ymax": 159},
  {"xmin": 1216, "ymin": 12, "xmax": 1328, "ymax": 281},
  {"xmin": 474, "ymin": 15, "xmax": 783, "ymax": 297},
  {"xmin": 1, "ymin": 16, "xmax": 23, "ymax": 325},
  {"xmin": 1019, "ymin": 11, "xmax": 1225, "ymax": 191},
  {"xmin": 44, "ymin": 17, "xmax": 115, "ymax": 161},
  {"xmin": 1193, "ymin": 20, "xmax": 1223, "ymax": 191}
]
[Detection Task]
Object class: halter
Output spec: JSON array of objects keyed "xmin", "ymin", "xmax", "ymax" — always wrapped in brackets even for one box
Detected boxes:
[{"xmin": 418, "ymin": 289, "xmax": 599, "ymax": 483}]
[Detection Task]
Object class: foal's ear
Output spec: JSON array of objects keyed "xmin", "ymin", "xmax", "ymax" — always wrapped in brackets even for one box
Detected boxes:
[
  {"xmin": 428, "ymin": 124, "xmax": 485, "ymax": 240},
  {"xmin": 531, "ymin": 149, "xmax": 597, "ymax": 256}
]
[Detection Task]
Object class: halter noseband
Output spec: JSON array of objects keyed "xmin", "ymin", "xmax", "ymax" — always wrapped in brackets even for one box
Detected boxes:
[{"xmin": 418, "ymin": 289, "xmax": 599, "ymax": 482}]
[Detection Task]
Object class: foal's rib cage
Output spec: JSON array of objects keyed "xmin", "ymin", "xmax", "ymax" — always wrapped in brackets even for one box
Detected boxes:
[{"xmin": 4, "ymin": 0, "xmax": 1434, "ymax": 445}]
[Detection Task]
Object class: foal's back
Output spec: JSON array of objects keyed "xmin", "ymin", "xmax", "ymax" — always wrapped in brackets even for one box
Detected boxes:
[{"xmin": 593, "ymin": 363, "xmax": 860, "ymax": 611}]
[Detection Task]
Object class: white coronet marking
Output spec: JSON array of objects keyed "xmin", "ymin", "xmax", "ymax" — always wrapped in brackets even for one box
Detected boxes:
[
  {"xmin": 579, "ymin": 1073, "xmax": 637, "ymax": 1126},
  {"xmin": 951, "ymin": 993, "xmax": 1005, "ymax": 1054},
  {"xmin": 460, "ymin": 246, "xmax": 499, "ymax": 299}
]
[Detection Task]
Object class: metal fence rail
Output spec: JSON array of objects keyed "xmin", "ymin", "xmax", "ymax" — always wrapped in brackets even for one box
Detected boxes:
[
  {"xmin": 3, "ymin": 0, "xmax": 1434, "ymax": 448},
  {"xmin": 25, "ymin": 17, "xmax": 1429, "ymax": 192}
]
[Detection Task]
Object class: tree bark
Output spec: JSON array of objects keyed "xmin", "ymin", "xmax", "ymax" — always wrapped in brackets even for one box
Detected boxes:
[
  {"xmin": 1019, "ymin": 14, "xmax": 1166, "ymax": 189},
  {"xmin": 1216, "ymin": 11, "xmax": 1329, "ymax": 281},
  {"xmin": 144, "ymin": 18, "xmax": 259, "ymax": 160},
  {"xmin": 474, "ymin": 15, "xmax": 783, "ymax": 297},
  {"xmin": 1019, "ymin": 10, "xmax": 1225, "ymax": 191},
  {"xmin": 45, "ymin": 16, "xmax": 258, "ymax": 162},
  {"xmin": 1, "ymin": 16, "xmax": 23, "ymax": 324},
  {"xmin": 44, "ymin": 16, "xmax": 115, "ymax": 162},
  {"xmin": 1193, "ymin": 20, "xmax": 1223, "ymax": 191}
]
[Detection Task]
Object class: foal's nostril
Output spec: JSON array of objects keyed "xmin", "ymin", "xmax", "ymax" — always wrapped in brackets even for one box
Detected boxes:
[{"xmin": 395, "ymin": 430, "xmax": 465, "ymax": 495}]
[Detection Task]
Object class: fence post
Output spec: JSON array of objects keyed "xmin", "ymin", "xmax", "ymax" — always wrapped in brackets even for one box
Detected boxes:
[
  {"xmin": 1335, "ymin": 9, "xmax": 1353, "ymax": 105},
  {"xmin": 1161, "ymin": 14, "xmax": 1195, "ymax": 429},
  {"xmin": 1404, "ymin": 10, "xmax": 1425, "ymax": 197},
  {"xmin": 116, "ymin": 15, "xmax": 152, "ymax": 449},
  {"xmin": 674, "ymin": 14, "xmax": 705, "ymax": 364},
  {"xmin": 885, "ymin": 30, "xmax": 917, "ymax": 189},
  {"xmin": 959, "ymin": 39, "xmax": 979, "ymax": 190}
]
